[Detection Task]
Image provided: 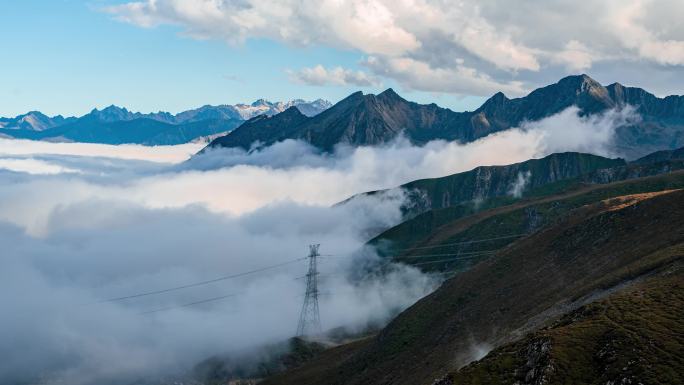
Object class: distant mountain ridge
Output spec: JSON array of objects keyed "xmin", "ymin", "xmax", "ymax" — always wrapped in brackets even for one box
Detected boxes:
[
  {"xmin": 381, "ymin": 152, "xmax": 626, "ymax": 215},
  {"xmin": 0, "ymin": 111, "xmax": 75, "ymax": 131},
  {"xmin": 207, "ymin": 75, "xmax": 684, "ymax": 158},
  {"xmin": 0, "ymin": 99, "xmax": 331, "ymax": 145},
  {"xmin": 361, "ymin": 146, "xmax": 684, "ymax": 265}
]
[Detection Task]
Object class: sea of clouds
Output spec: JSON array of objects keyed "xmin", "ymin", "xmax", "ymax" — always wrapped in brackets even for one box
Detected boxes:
[{"xmin": 0, "ymin": 106, "xmax": 636, "ymax": 384}]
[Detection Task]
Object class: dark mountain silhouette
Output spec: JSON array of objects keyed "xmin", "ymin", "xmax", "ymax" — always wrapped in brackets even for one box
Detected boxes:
[
  {"xmin": 632, "ymin": 146, "xmax": 684, "ymax": 165},
  {"xmin": 207, "ymin": 75, "xmax": 684, "ymax": 158}
]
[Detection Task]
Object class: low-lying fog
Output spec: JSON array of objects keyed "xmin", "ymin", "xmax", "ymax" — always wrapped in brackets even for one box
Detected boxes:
[{"xmin": 0, "ymin": 106, "xmax": 635, "ymax": 384}]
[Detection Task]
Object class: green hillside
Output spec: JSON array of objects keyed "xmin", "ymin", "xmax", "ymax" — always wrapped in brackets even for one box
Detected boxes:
[
  {"xmin": 449, "ymin": 267, "xmax": 683, "ymax": 385},
  {"xmin": 262, "ymin": 187, "xmax": 684, "ymax": 385},
  {"xmin": 372, "ymin": 165, "xmax": 684, "ymax": 273}
]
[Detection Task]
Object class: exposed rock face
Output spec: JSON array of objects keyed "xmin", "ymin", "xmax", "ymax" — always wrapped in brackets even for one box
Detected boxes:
[
  {"xmin": 430, "ymin": 376, "xmax": 454, "ymax": 385},
  {"xmin": 449, "ymin": 267, "xmax": 684, "ymax": 385},
  {"xmin": 514, "ymin": 338, "xmax": 554, "ymax": 385},
  {"xmin": 207, "ymin": 75, "xmax": 684, "ymax": 158},
  {"xmin": 585, "ymin": 158, "xmax": 684, "ymax": 184},
  {"xmin": 366, "ymin": 152, "xmax": 625, "ymax": 215}
]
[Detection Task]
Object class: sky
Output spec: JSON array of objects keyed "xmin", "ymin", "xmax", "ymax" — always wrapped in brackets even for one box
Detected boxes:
[
  {"xmin": 1, "ymin": 1, "xmax": 683, "ymax": 117},
  {"xmin": 0, "ymin": 0, "xmax": 485, "ymax": 117}
]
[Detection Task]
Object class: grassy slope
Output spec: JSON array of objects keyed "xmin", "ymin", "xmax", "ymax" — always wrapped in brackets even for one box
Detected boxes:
[
  {"xmin": 262, "ymin": 188, "xmax": 684, "ymax": 385},
  {"xmin": 192, "ymin": 338, "xmax": 328, "ymax": 384},
  {"xmin": 450, "ymin": 264, "xmax": 683, "ymax": 385},
  {"xmin": 373, "ymin": 169, "xmax": 684, "ymax": 273}
]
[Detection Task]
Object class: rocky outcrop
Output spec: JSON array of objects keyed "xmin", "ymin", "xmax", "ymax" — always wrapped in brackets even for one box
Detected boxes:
[{"xmin": 385, "ymin": 152, "xmax": 625, "ymax": 215}]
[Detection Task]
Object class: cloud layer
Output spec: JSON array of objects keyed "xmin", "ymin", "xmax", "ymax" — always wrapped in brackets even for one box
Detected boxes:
[
  {"xmin": 0, "ymin": 106, "xmax": 635, "ymax": 384},
  {"xmin": 105, "ymin": 0, "xmax": 684, "ymax": 96}
]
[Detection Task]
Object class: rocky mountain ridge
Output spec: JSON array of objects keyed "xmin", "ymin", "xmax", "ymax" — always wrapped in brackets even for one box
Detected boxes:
[{"xmin": 207, "ymin": 75, "xmax": 684, "ymax": 159}]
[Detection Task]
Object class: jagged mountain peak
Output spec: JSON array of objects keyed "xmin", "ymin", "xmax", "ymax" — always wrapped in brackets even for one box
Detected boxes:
[
  {"xmin": 345, "ymin": 91, "xmax": 366, "ymax": 100},
  {"xmin": 205, "ymin": 74, "xmax": 684, "ymax": 158},
  {"xmin": 0, "ymin": 110, "xmax": 74, "ymax": 131},
  {"xmin": 310, "ymin": 98, "xmax": 333, "ymax": 106},
  {"xmin": 560, "ymin": 73, "xmax": 597, "ymax": 82},
  {"xmin": 479, "ymin": 91, "xmax": 509, "ymax": 111},
  {"xmin": 103, "ymin": 104, "xmax": 128, "ymax": 111},
  {"xmin": 280, "ymin": 105, "xmax": 307, "ymax": 117},
  {"xmin": 374, "ymin": 88, "xmax": 408, "ymax": 105},
  {"xmin": 378, "ymin": 87, "xmax": 400, "ymax": 97},
  {"xmin": 251, "ymin": 98, "xmax": 273, "ymax": 107},
  {"xmin": 89, "ymin": 105, "xmax": 129, "ymax": 114},
  {"xmin": 536, "ymin": 74, "xmax": 606, "ymax": 100},
  {"xmin": 23, "ymin": 110, "xmax": 48, "ymax": 117},
  {"xmin": 85, "ymin": 105, "xmax": 138, "ymax": 123}
]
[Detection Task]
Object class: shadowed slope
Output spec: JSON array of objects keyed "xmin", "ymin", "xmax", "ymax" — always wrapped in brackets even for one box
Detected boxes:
[
  {"xmin": 207, "ymin": 75, "xmax": 684, "ymax": 158},
  {"xmin": 449, "ymin": 266, "xmax": 683, "ymax": 385},
  {"xmin": 262, "ymin": 189, "xmax": 684, "ymax": 385}
]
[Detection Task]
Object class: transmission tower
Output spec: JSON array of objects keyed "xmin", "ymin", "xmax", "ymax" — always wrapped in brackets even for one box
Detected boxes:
[{"xmin": 296, "ymin": 244, "xmax": 322, "ymax": 337}]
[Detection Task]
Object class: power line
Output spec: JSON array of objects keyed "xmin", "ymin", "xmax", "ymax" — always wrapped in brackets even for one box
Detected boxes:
[
  {"xmin": 319, "ymin": 250, "xmax": 498, "ymax": 262},
  {"xmin": 136, "ymin": 248, "xmax": 489, "ymax": 316},
  {"xmin": 410, "ymin": 255, "xmax": 485, "ymax": 266},
  {"xmin": 389, "ymin": 250, "xmax": 499, "ymax": 259},
  {"xmin": 139, "ymin": 293, "xmax": 241, "ymax": 315},
  {"xmin": 385, "ymin": 233, "xmax": 527, "ymax": 253},
  {"xmin": 100, "ymin": 257, "xmax": 306, "ymax": 303},
  {"xmin": 111, "ymin": 235, "xmax": 522, "ymax": 316},
  {"xmin": 319, "ymin": 248, "xmax": 501, "ymax": 260}
]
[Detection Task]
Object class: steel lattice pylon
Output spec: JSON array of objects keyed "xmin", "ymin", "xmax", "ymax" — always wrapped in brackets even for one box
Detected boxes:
[{"xmin": 296, "ymin": 244, "xmax": 322, "ymax": 336}]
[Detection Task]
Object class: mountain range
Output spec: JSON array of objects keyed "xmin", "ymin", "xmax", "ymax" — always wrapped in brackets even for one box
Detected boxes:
[
  {"xmin": 207, "ymin": 74, "xmax": 684, "ymax": 159},
  {"xmin": 188, "ymin": 145, "xmax": 684, "ymax": 385},
  {"xmin": 0, "ymin": 99, "xmax": 331, "ymax": 145},
  {"xmin": 256, "ymin": 148, "xmax": 684, "ymax": 385},
  {"xmin": 4, "ymin": 74, "xmax": 683, "ymax": 156},
  {"xmin": 364, "ymin": 147, "xmax": 683, "ymax": 269}
]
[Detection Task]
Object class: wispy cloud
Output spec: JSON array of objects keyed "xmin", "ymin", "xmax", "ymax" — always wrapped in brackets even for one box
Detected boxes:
[
  {"xmin": 288, "ymin": 65, "xmax": 380, "ymax": 87},
  {"xmin": 105, "ymin": 0, "xmax": 684, "ymax": 97}
]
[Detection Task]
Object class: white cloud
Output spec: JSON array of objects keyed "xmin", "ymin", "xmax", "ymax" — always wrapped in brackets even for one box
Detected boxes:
[
  {"xmin": 508, "ymin": 170, "xmax": 531, "ymax": 198},
  {"xmin": 0, "ymin": 138, "xmax": 203, "ymax": 163},
  {"xmin": 0, "ymin": 106, "xmax": 635, "ymax": 236},
  {"xmin": 0, "ymin": 191, "xmax": 436, "ymax": 384},
  {"xmin": 288, "ymin": 65, "xmax": 380, "ymax": 87},
  {"xmin": 363, "ymin": 56, "xmax": 527, "ymax": 96},
  {"xmin": 553, "ymin": 40, "xmax": 596, "ymax": 72},
  {"xmin": 0, "ymin": 106, "xmax": 636, "ymax": 383},
  {"xmin": 105, "ymin": 0, "xmax": 684, "ymax": 97},
  {"xmin": 0, "ymin": 158, "xmax": 82, "ymax": 175},
  {"xmin": 612, "ymin": 0, "xmax": 684, "ymax": 66}
]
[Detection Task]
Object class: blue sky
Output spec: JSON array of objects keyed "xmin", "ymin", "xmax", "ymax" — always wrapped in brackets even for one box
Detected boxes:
[
  {"xmin": 0, "ymin": 0, "xmax": 485, "ymax": 117},
  {"xmin": 2, "ymin": 0, "xmax": 682, "ymax": 118}
]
